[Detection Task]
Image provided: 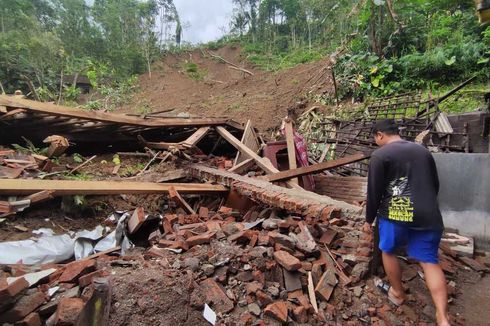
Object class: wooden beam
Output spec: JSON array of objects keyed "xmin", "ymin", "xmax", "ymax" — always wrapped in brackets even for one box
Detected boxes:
[
  {"xmin": 168, "ymin": 186, "xmax": 196, "ymax": 214},
  {"xmin": 0, "ymin": 95, "xmax": 229, "ymax": 127},
  {"xmin": 137, "ymin": 135, "xmax": 183, "ymax": 150},
  {"xmin": 0, "ymin": 179, "xmax": 229, "ymax": 196},
  {"xmin": 284, "ymin": 118, "xmax": 298, "ymax": 184},
  {"xmin": 234, "ymin": 120, "xmax": 260, "ymax": 166},
  {"xmin": 216, "ymin": 126, "xmax": 302, "ymax": 190},
  {"xmin": 182, "ymin": 127, "xmax": 211, "ymax": 148},
  {"xmin": 267, "ymin": 152, "xmax": 371, "ymax": 182}
]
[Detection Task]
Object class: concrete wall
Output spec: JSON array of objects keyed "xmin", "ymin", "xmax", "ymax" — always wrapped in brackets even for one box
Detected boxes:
[{"xmin": 433, "ymin": 153, "xmax": 490, "ymax": 245}]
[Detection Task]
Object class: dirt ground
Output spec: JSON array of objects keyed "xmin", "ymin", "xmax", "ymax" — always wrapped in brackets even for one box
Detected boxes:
[{"xmin": 120, "ymin": 46, "xmax": 340, "ymax": 134}]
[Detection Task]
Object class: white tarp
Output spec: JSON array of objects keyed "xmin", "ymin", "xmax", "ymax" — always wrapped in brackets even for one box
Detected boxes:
[{"xmin": 0, "ymin": 212, "xmax": 133, "ymax": 265}]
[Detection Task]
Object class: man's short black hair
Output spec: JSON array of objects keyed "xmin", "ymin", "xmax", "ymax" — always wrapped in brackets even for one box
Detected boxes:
[{"xmin": 372, "ymin": 119, "xmax": 399, "ymax": 135}]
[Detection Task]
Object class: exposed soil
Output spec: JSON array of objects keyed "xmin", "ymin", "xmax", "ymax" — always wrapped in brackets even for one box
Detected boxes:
[{"xmin": 120, "ymin": 46, "xmax": 337, "ymax": 134}]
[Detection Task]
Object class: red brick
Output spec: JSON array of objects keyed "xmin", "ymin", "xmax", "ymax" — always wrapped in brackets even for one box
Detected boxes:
[
  {"xmin": 239, "ymin": 312, "xmax": 254, "ymax": 325},
  {"xmin": 78, "ymin": 270, "xmax": 108, "ymax": 288},
  {"xmin": 245, "ymin": 281, "xmax": 263, "ymax": 294},
  {"xmin": 0, "ymin": 291, "xmax": 46, "ymax": 323},
  {"xmin": 319, "ymin": 229, "xmax": 337, "ymax": 245},
  {"xmin": 186, "ymin": 231, "xmax": 216, "ymax": 247},
  {"xmin": 273, "ymin": 251, "xmax": 302, "ymax": 271},
  {"xmin": 227, "ymin": 230, "xmax": 252, "ymax": 243},
  {"xmin": 16, "ymin": 312, "xmax": 42, "ymax": 326},
  {"xmin": 293, "ymin": 305, "xmax": 308, "ymax": 323},
  {"xmin": 58, "ymin": 260, "xmax": 96, "ymax": 283},
  {"xmin": 296, "ymin": 294, "xmax": 314, "ymax": 313},
  {"xmin": 315, "ymin": 269, "xmax": 338, "ymax": 302},
  {"xmin": 0, "ymin": 277, "xmax": 29, "ymax": 302},
  {"xmin": 198, "ymin": 206, "xmax": 209, "ymax": 218},
  {"xmin": 205, "ymin": 220, "xmax": 221, "ymax": 232},
  {"xmin": 258, "ymin": 234, "xmax": 270, "ymax": 246},
  {"xmin": 256, "ymin": 290, "xmax": 272, "ymax": 307},
  {"xmin": 55, "ymin": 298, "xmax": 84, "ymax": 325},
  {"xmin": 200, "ymin": 279, "xmax": 234, "ymax": 314},
  {"xmin": 127, "ymin": 207, "xmax": 146, "ymax": 234},
  {"xmin": 264, "ymin": 301, "xmax": 288, "ymax": 323},
  {"xmin": 252, "ymin": 270, "xmax": 265, "ymax": 285},
  {"xmin": 218, "ymin": 206, "xmax": 233, "ymax": 214}
]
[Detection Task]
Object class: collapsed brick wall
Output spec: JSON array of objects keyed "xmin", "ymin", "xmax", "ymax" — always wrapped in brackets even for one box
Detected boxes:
[
  {"xmin": 314, "ymin": 175, "xmax": 367, "ymax": 204},
  {"xmin": 190, "ymin": 164, "xmax": 363, "ymax": 221}
]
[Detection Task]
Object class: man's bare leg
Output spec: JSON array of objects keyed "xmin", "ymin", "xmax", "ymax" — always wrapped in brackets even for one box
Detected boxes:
[
  {"xmin": 420, "ymin": 262, "xmax": 450, "ymax": 326},
  {"xmin": 382, "ymin": 252, "xmax": 406, "ymax": 302}
]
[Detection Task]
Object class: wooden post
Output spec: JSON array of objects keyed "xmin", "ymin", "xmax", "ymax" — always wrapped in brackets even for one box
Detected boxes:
[{"xmin": 284, "ymin": 118, "xmax": 298, "ymax": 184}]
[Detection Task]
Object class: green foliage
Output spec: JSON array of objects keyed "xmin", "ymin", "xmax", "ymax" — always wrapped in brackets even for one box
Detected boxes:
[
  {"xmin": 119, "ymin": 163, "xmax": 146, "ymax": 177},
  {"xmin": 72, "ymin": 153, "xmax": 84, "ymax": 163},
  {"xmin": 1, "ymin": 0, "xmax": 179, "ymax": 102},
  {"xmin": 182, "ymin": 61, "xmax": 207, "ymax": 80},
  {"xmin": 11, "ymin": 137, "xmax": 49, "ymax": 156}
]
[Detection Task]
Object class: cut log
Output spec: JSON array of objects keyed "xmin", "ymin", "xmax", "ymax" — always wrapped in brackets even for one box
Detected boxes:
[
  {"xmin": 267, "ymin": 152, "xmax": 371, "ymax": 182},
  {"xmin": 0, "ymin": 179, "xmax": 229, "ymax": 196},
  {"xmin": 168, "ymin": 186, "xmax": 196, "ymax": 214}
]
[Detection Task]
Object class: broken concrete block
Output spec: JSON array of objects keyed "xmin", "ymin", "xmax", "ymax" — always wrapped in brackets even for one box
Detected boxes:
[
  {"xmin": 274, "ymin": 251, "xmax": 302, "ymax": 271},
  {"xmin": 264, "ymin": 301, "xmax": 288, "ymax": 323},
  {"xmin": 269, "ymin": 231, "xmax": 296, "ymax": 249},
  {"xmin": 58, "ymin": 260, "xmax": 96, "ymax": 283},
  {"xmin": 247, "ymin": 302, "xmax": 261, "ymax": 316},
  {"xmin": 55, "ymin": 298, "xmax": 84, "ymax": 326},
  {"xmin": 127, "ymin": 207, "xmax": 146, "ymax": 235},
  {"xmin": 0, "ymin": 291, "xmax": 46, "ymax": 323},
  {"xmin": 315, "ymin": 269, "xmax": 338, "ymax": 302},
  {"xmin": 283, "ymin": 269, "xmax": 302, "ymax": 292}
]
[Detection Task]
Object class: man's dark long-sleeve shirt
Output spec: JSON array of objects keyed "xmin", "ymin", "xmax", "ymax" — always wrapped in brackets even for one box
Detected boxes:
[{"xmin": 366, "ymin": 140, "xmax": 443, "ymax": 230}]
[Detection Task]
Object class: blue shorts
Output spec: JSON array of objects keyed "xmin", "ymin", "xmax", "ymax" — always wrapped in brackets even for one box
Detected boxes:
[{"xmin": 378, "ymin": 218, "xmax": 442, "ymax": 264}]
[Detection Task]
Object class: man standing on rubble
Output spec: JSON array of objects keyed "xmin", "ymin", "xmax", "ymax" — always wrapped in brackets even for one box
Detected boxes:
[{"xmin": 365, "ymin": 119, "xmax": 450, "ymax": 326}]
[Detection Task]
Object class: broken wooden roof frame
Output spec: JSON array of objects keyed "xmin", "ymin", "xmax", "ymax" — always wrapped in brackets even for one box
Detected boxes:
[
  {"xmin": 0, "ymin": 95, "xmax": 243, "ymax": 154},
  {"xmin": 315, "ymin": 77, "xmax": 477, "ymax": 176}
]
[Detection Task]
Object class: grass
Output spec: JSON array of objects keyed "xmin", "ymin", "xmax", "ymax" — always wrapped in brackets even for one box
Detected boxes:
[{"xmin": 182, "ymin": 61, "xmax": 207, "ymax": 81}]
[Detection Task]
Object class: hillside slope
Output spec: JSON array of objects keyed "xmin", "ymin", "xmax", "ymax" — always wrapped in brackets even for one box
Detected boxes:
[{"xmin": 121, "ymin": 46, "xmax": 335, "ymax": 132}]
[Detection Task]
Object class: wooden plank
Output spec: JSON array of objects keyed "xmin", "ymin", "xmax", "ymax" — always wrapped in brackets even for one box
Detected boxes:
[
  {"xmin": 137, "ymin": 135, "xmax": 183, "ymax": 150},
  {"xmin": 182, "ymin": 127, "xmax": 211, "ymax": 148},
  {"xmin": 0, "ymin": 179, "xmax": 229, "ymax": 196},
  {"xmin": 216, "ymin": 127, "xmax": 302, "ymax": 190},
  {"xmin": 0, "ymin": 95, "xmax": 229, "ymax": 127},
  {"xmin": 168, "ymin": 186, "xmax": 196, "ymax": 214},
  {"xmin": 0, "ymin": 108, "xmax": 26, "ymax": 120},
  {"xmin": 233, "ymin": 120, "xmax": 260, "ymax": 166},
  {"xmin": 267, "ymin": 152, "xmax": 371, "ymax": 182},
  {"xmin": 284, "ymin": 118, "xmax": 298, "ymax": 184}
]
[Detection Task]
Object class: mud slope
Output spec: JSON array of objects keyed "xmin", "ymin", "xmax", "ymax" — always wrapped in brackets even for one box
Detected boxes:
[{"xmin": 120, "ymin": 46, "xmax": 334, "ymax": 132}]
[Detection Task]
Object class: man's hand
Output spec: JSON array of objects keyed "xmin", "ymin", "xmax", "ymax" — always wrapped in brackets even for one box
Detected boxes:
[{"xmin": 362, "ymin": 222, "xmax": 373, "ymax": 233}]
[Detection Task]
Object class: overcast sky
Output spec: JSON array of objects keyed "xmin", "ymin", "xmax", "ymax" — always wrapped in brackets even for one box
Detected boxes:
[{"xmin": 174, "ymin": 0, "xmax": 234, "ymax": 44}]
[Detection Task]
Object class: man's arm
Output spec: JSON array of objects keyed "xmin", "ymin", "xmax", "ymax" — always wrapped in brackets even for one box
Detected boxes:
[{"xmin": 366, "ymin": 155, "xmax": 385, "ymax": 224}]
